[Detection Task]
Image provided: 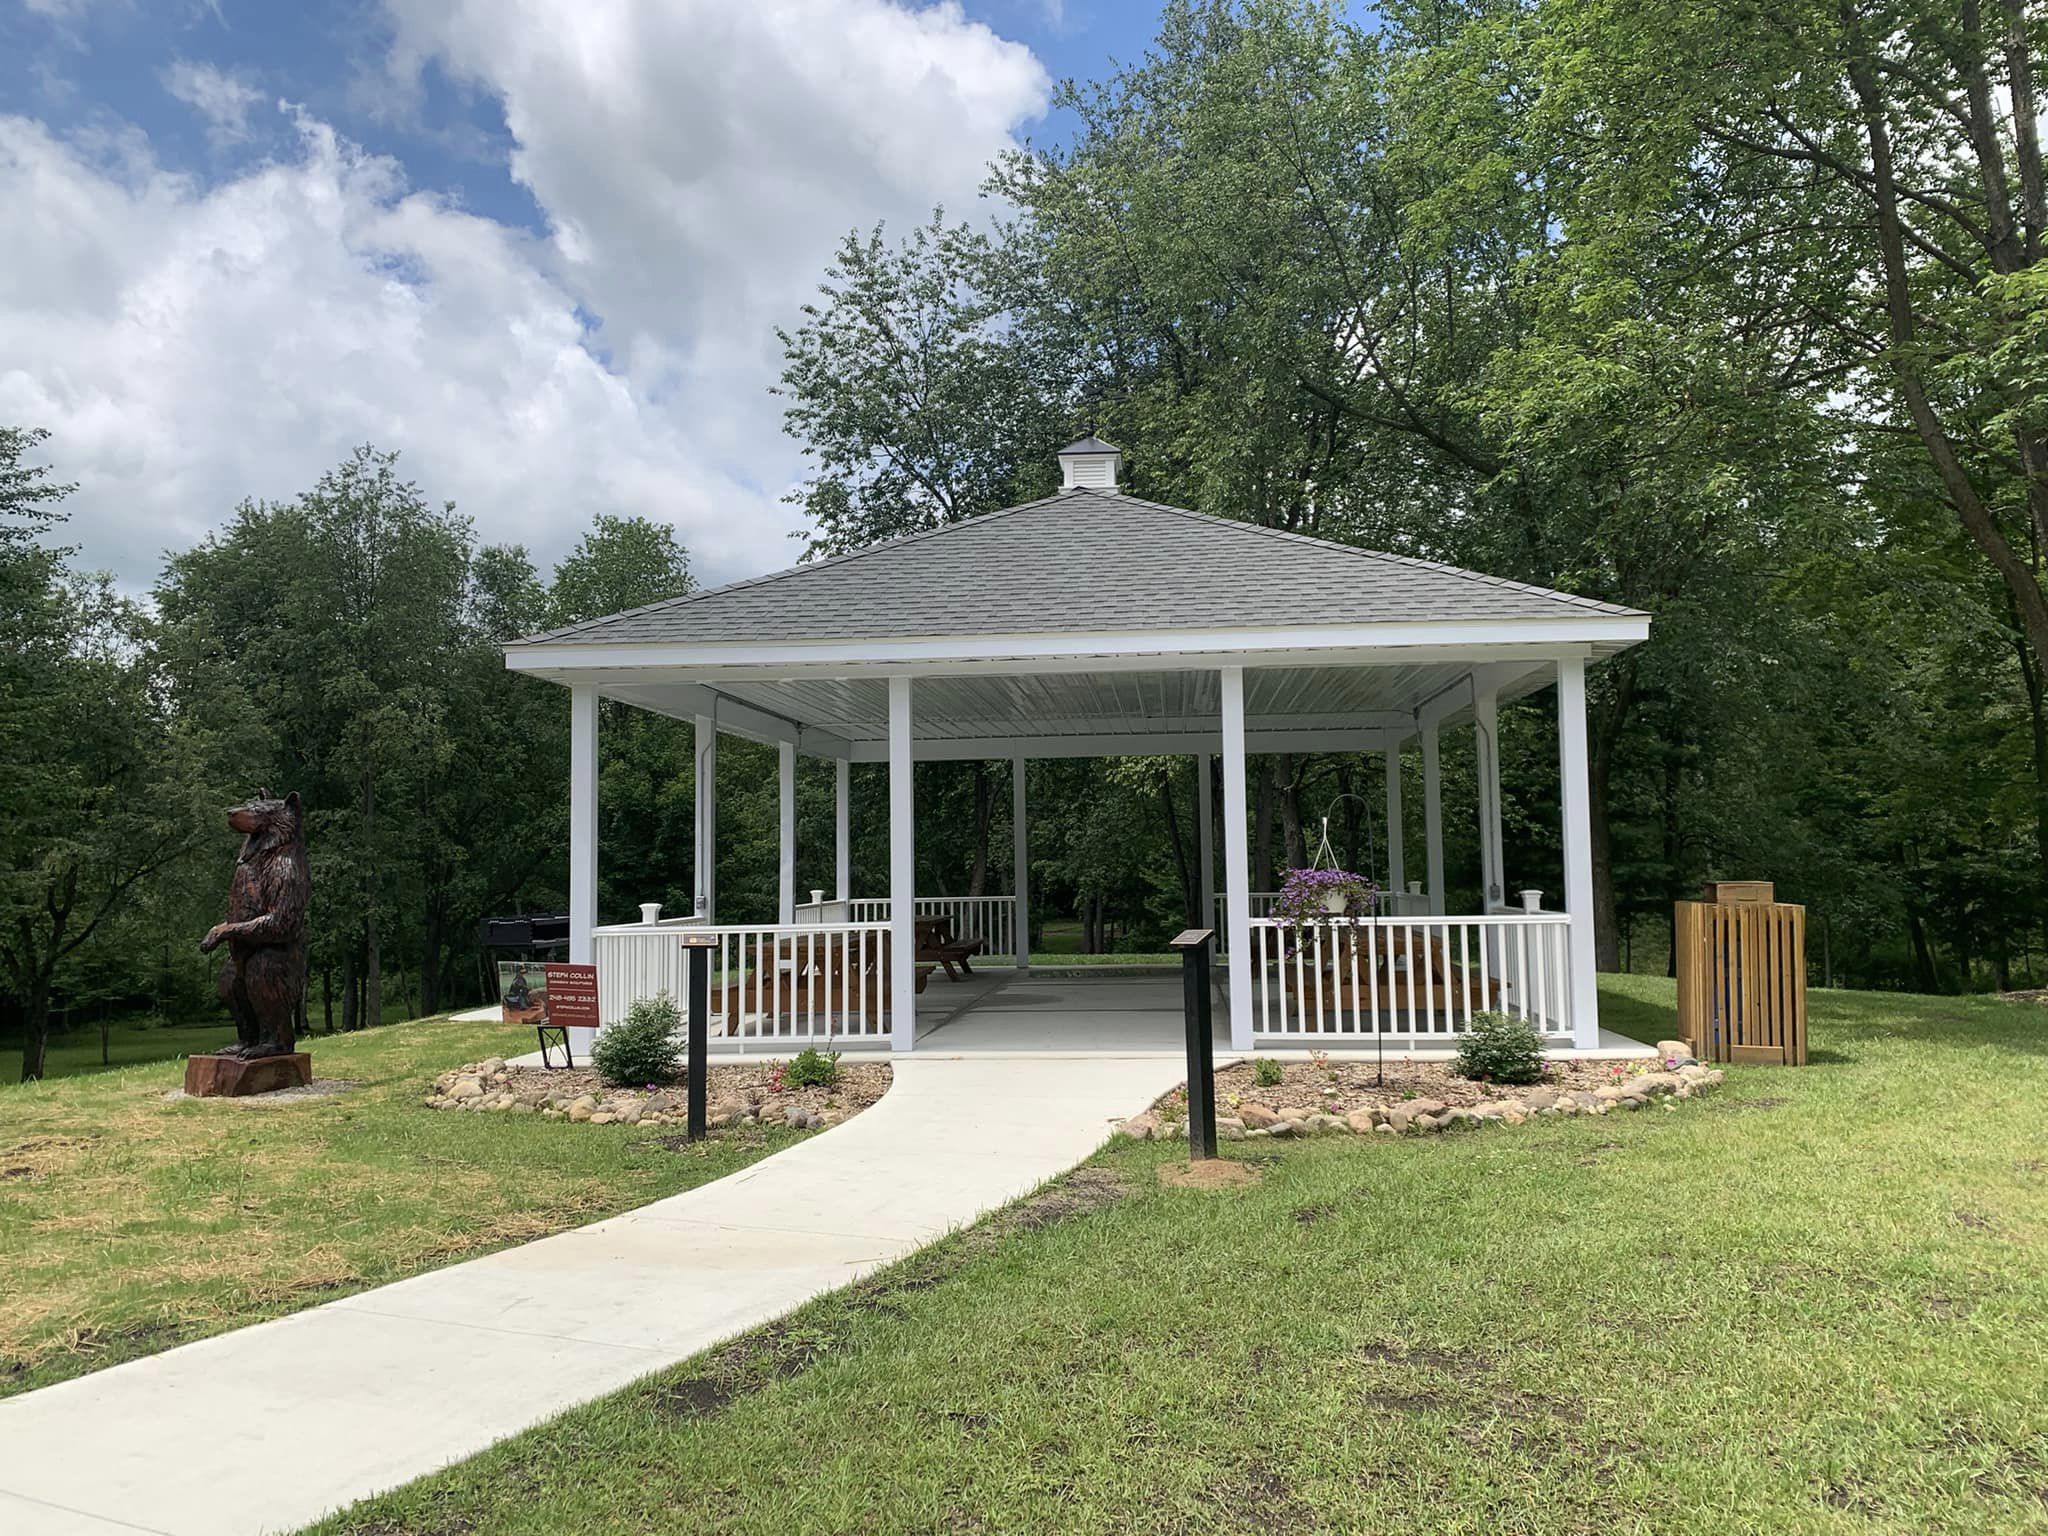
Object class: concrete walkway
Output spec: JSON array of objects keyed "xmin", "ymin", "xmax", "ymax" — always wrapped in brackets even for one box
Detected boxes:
[{"xmin": 0, "ymin": 1055, "xmax": 1183, "ymax": 1536}]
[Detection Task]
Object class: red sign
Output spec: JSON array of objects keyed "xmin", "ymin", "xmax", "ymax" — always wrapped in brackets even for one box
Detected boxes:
[{"xmin": 543, "ymin": 963, "xmax": 600, "ymax": 1030}]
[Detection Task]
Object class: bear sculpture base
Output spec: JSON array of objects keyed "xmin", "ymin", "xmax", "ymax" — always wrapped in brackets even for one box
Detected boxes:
[{"xmin": 184, "ymin": 1052, "xmax": 312, "ymax": 1098}]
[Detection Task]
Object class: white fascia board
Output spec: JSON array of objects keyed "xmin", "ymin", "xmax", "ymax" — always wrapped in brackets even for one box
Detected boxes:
[
  {"xmin": 846, "ymin": 727, "xmax": 1404, "ymax": 763},
  {"xmin": 503, "ymin": 617, "xmax": 1650, "ymax": 680}
]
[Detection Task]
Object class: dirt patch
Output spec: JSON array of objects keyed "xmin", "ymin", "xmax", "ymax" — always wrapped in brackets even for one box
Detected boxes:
[
  {"xmin": 1356, "ymin": 1340, "xmax": 1490, "ymax": 1375},
  {"xmin": 1293, "ymin": 1201, "xmax": 1337, "ymax": 1225},
  {"xmin": 1209, "ymin": 1461, "xmax": 1316, "ymax": 1529},
  {"xmin": 1157, "ymin": 1159, "xmax": 1263, "ymax": 1190},
  {"xmin": 164, "ymin": 1078, "xmax": 360, "ymax": 1104},
  {"xmin": 983, "ymin": 1166, "xmax": 1130, "ymax": 1238},
  {"xmin": 1953, "ymin": 1209, "xmax": 1995, "ymax": 1231}
]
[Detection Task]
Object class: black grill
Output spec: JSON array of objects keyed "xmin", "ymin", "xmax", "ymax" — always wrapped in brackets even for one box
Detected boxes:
[{"xmin": 480, "ymin": 911, "xmax": 571, "ymax": 949}]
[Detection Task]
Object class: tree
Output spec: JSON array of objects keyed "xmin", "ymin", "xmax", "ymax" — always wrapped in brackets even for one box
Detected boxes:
[
  {"xmin": 0, "ymin": 429, "xmax": 212, "ymax": 1078},
  {"xmin": 775, "ymin": 212, "xmax": 1073, "ymax": 555}
]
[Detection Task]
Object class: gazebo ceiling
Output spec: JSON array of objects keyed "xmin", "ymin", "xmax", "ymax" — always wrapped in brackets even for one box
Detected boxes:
[{"xmin": 595, "ymin": 659, "xmax": 1559, "ymax": 761}]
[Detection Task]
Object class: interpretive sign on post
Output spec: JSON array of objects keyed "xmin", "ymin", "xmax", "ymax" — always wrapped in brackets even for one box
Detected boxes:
[
  {"xmin": 1169, "ymin": 928, "xmax": 1218, "ymax": 1160},
  {"xmin": 680, "ymin": 932, "xmax": 718, "ymax": 1140}
]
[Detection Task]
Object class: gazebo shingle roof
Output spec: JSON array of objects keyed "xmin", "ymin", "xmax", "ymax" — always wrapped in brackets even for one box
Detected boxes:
[{"xmin": 511, "ymin": 491, "xmax": 1642, "ymax": 648}]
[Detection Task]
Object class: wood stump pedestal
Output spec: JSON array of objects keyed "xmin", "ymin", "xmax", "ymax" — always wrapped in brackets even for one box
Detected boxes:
[{"xmin": 184, "ymin": 1052, "xmax": 313, "ymax": 1097}]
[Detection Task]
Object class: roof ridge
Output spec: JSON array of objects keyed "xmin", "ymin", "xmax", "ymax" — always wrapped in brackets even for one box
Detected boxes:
[{"xmin": 510, "ymin": 491, "xmax": 1073, "ymax": 646}]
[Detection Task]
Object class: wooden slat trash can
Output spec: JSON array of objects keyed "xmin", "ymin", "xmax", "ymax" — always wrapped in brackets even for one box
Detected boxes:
[{"xmin": 1675, "ymin": 882, "xmax": 1808, "ymax": 1066}]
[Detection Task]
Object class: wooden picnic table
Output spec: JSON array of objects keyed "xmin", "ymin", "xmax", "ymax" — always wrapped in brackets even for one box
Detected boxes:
[{"xmin": 914, "ymin": 913, "xmax": 985, "ymax": 981}]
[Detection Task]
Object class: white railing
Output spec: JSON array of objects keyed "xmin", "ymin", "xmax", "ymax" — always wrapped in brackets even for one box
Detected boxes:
[
  {"xmin": 847, "ymin": 896, "xmax": 1017, "ymax": 959},
  {"xmin": 1215, "ymin": 890, "xmax": 1431, "ymax": 950},
  {"xmin": 793, "ymin": 898, "xmax": 853, "ymax": 924},
  {"xmin": 1244, "ymin": 913, "xmax": 1573, "ymax": 1039},
  {"xmin": 591, "ymin": 921, "xmax": 895, "ymax": 1043}
]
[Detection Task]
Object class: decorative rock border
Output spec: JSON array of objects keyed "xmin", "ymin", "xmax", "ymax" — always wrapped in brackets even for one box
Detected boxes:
[
  {"xmin": 1120, "ymin": 1039, "xmax": 1725, "ymax": 1142},
  {"xmin": 424, "ymin": 1058, "xmax": 891, "ymax": 1131}
]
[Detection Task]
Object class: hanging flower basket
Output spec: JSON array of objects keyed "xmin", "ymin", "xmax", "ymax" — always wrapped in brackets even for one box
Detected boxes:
[{"xmin": 1271, "ymin": 867, "xmax": 1381, "ymax": 939}]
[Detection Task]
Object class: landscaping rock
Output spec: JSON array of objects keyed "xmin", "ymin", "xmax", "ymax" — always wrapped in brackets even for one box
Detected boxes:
[
  {"xmin": 1216, "ymin": 1117, "xmax": 1247, "ymax": 1141},
  {"xmin": 1344, "ymin": 1108, "xmax": 1379, "ymax": 1135},
  {"xmin": 1121, "ymin": 1111, "xmax": 1161, "ymax": 1141},
  {"xmin": 448, "ymin": 1076, "xmax": 485, "ymax": 1101},
  {"xmin": 1655, "ymin": 1039, "xmax": 1694, "ymax": 1063},
  {"xmin": 1265, "ymin": 1119, "xmax": 1297, "ymax": 1137},
  {"xmin": 568, "ymin": 1099, "xmax": 596, "ymax": 1123},
  {"xmin": 1522, "ymin": 1087, "xmax": 1561, "ymax": 1111},
  {"xmin": 1239, "ymin": 1103, "xmax": 1282, "ymax": 1129}
]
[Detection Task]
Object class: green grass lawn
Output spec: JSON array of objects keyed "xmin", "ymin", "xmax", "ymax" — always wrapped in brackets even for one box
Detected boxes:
[
  {"xmin": 0, "ymin": 1015, "xmax": 811, "ymax": 1399},
  {"xmin": 315, "ymin": 978, "xmax": 2048, "ymax": 1535},
  {"xmin": 0, "ymin": 1016, "xmax": 239, "ymax": 1083}
]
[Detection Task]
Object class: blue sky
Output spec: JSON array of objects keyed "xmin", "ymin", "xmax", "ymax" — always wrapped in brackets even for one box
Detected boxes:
[{"xmin": 1, "ymin": 1, "xmax": 1170, "ymax": 588}]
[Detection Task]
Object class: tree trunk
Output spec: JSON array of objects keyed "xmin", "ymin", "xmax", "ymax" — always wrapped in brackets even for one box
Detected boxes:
[
  {"xmin": 1159, "ymin": 776, "xmax": 1195, "ymax": 927},
  {"xmin": 1277, "ymin": 756, "xmax": 1307, "ymax": 871},
  {"xmin": 362, "ymin": 769, "xmax": 380, "ymax": 1031},
  {"xmin": 19, "ymin": 977, "xmax": 52, "ymax": 1083},
  {"xmin": 1663, "ymin": 748, "xmax": 1684, "ymax": 979},
  {"xmin": 341, "ymin": 950, "xmax": 358, "ymax": 1034},
  {"xmin": 1906, "ymin": 908, "xmax": 1941, "ymax": 993},
  {"xmin": 420, "ymin": 896, "xmax": 445, "ymax": 1017},
  {"xmin": 2018, "ymin": 631, "xmax": 2048, "ymax": 893},
  {"xmin": 968, "ymin": 763, "xmax": 992, "ymax": 897},
  {"xmin": 1587, "ymin": 660, "xmax": 1638, "ymax": 973},
  {"xmin": 1252, "ymin": 760, "xmax": 1276, "ymax": 891},
  {"xmin": 322, "ymin": 966, "xmax": 334, "ymax": 1035}
]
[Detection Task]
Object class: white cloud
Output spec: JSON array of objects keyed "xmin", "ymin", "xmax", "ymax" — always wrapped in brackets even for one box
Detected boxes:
[
  {"xmin": 161, "ymin": 59, "xmax": 264, "ymax": 146},
  {"xmin": 2, "ymin": 0, "xmax": 1048, "ymax": 597},
  {"xmin": 0, "ymin": 109, "xmax": 779, "ymax": 586}
]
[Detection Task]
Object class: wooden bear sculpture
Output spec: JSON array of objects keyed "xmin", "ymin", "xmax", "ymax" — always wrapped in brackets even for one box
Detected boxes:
[{"xmin": 201, "ymin": 789, "xmax": 310, "ymax": 1059}]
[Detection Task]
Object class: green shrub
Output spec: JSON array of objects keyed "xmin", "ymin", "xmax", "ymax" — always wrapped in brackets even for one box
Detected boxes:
[
  {"xmin": 592, "ymin": 991, "xmax": 683, "ymax": 1087},
  {"xmin": 782, "ymin": 1047, "xmax": 840, "ymax": 1089},
  {"xmin": 1453, "ymin": 1012, "xmax": 1545, "ymax": 1086},
  {"xmin": 1251, "ymin": 1056, "xmax": 1285, "ymax": 1088}
]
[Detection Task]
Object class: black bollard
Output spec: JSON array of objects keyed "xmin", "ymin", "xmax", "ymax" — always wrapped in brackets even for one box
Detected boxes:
[
  {"xmin": 1170, "ymin": 928, "xmax": 1218, "ymax": 1160},
  {"xmin": 681, "ymin": 932, "xmax": 716, "ymax": 1140}
]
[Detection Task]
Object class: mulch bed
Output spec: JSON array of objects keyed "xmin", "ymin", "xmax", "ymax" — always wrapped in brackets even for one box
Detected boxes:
[
  {"xmin": 1189, "ymin": 1056, "xmax": 1649, "ymax": 1118},
  {"xmin": 426, "ymin": 1057, "xmax": 891, "ymax": 1131}
]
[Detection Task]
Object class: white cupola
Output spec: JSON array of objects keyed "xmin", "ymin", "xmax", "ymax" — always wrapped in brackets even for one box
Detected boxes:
[{"xmin": 1057, "ymin": 436, "xmax": 1123, "ymax": 493}]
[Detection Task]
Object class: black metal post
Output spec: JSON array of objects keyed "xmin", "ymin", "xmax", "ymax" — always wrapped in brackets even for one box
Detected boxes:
[
  {"xmin": 683, "ymin": 936, "xmax": 713, "ymax": 1141},
  {"xmin": 1171, "ymin": 928, "xmax": 1218, "ymax": 1160}
]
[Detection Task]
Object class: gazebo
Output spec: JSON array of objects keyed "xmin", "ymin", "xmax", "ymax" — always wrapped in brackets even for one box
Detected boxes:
[{"xmin": 506, "ymin": 440, "xmax": 1648, "ymax": 1055}]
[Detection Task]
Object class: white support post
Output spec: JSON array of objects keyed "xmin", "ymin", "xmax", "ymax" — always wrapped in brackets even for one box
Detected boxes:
[
  {"xmin": 693, "ymin": 713, "xmax": 717, "ymax": 922},
  {"xmin": 1474, "ymin": 688, "xmax": 1503, "ymax": 909},
  {"xmin": 834, "ymin": 757, "xmax": 851, "ymax": 905},
  {"xmin": 568, "ymin": 685, "xmax": 599, "ymax": 1058},
  {"xmin": 777, "ymin": 740, "xmax": 796, "ymax": 925},
  {"xmin": 1196, "ymin": 752, "xmax": 1215, "ymax": 935},
  {"xmin": 1421, "ymin": 724, "xmax": 1445, "ymax": 916},
  {"xmin": 888, "ymin": 677, "xmax": 916, "ymax": 1051},
  {"xmin": 1383, "ymin": 743, "xmax": 1406, "ymax": 894},
  {"xmin": 1220, "ymin": 667, "xmax": 1253, "ymax": 1051},
  {"xmin": 1012, "ymin": 755, "xmax": 1030, "ymax": 970},
  {"xmin": 1557, "ymin": 655, "xmax": 1601, "ymax": 1048}
]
